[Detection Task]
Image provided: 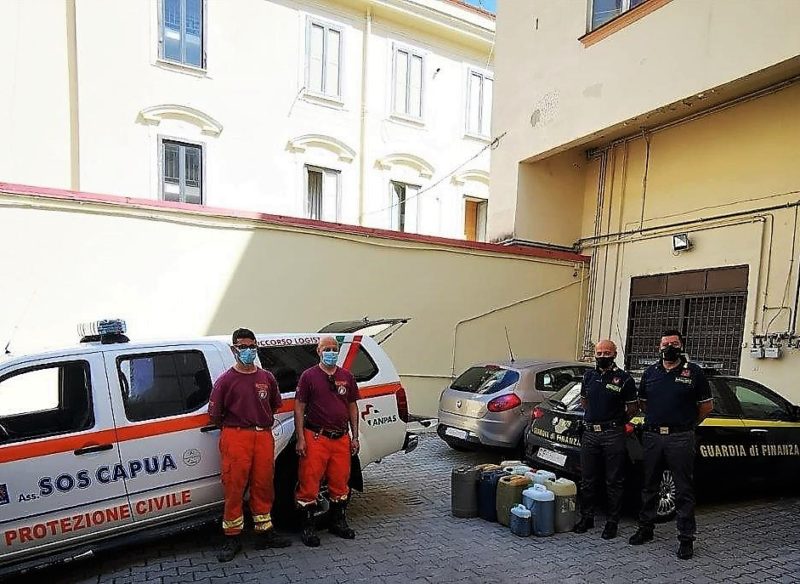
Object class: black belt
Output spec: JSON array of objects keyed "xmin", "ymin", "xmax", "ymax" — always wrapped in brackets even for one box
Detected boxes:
[
  {"xmin": 583, "ymin": 420, "xmax": 624, "ymax": 432},
  {"xmin": 305, "ymin": 422, "xmax": 348, "ymax": 439},
  {"xmin": 644, "ymin": 424, "xmax": 695, "ymax": 434}
]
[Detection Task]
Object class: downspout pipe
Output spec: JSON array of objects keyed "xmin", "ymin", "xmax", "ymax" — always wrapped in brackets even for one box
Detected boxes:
[{"xmin": 357, "ymin": 7, "xmax": 372, "ymax": 226}]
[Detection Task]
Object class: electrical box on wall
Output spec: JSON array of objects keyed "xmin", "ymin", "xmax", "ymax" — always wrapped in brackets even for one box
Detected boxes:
[
  {"xmin": 750, "ymin": 347, "xmax": 765, "ymax": 359},
  {"xmin": 764, "ymin": 347, "xmax": 782, "ymax": 359}
]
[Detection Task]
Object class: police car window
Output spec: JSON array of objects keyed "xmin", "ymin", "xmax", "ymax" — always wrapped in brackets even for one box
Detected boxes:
[
  {"xmin": 708, "ymin": 380, "xmax": 739, "ymax": 417},
  {"xmin": 117, "ymin": 351, "xmax": 212, "ymax": 422},
  {"xmin": 728, "ymin": 380, "xmax": 792, "ymax": 421},
  {"xmin": 0, "ymin": 361, "xmax": 94, "ymax": 443},
  {"xmin": 451, "ymin": 366, "xmax": 520, "ymax": 395},
  {"xmin": 549, "ymin": 382, "xmax": 583, "ymax": 412}
]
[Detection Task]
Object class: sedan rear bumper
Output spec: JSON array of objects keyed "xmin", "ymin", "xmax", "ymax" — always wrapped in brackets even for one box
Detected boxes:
[{"xmin": 437, "ymin": 410, "xmax": 522, "ymax": 448}]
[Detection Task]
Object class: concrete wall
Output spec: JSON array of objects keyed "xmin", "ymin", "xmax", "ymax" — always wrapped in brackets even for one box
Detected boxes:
[
  {"xmin": 0, "ymin": 186, "xmax": 587, "ymax": 416},
  {"xmin": 0, "ymin": 0, "xmax": 495, "ymax": 239},
  {"xmin": 490, "ymin": 0, "xmax": 800, "ymax": 240}
]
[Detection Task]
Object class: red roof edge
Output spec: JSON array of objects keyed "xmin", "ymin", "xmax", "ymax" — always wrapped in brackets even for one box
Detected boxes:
[{"xmin": 0, "ymin": 182, "xmax": 588, "ymax": 263}]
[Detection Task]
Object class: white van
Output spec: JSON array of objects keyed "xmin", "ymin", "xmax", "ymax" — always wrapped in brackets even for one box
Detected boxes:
[{"xmin": 0, "ymin": 319, "xmax": 416, "ymax": 576}]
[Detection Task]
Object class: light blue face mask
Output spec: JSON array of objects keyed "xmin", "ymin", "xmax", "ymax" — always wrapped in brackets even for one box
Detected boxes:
[
  {"xmin": 321, "ymin": 350, "xmax": 339, "ymax": 367},
  {"xmin": 237, "ymin": 347, "xmax": 257, "ymax": 365}
]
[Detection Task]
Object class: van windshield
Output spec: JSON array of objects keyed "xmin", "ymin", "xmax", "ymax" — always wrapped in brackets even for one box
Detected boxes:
[{"xmin": 451, "ymin": 366, "xmax": 520, "ymax": 395}]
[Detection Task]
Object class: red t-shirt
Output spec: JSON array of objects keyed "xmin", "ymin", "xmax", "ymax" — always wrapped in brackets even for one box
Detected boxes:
[
  {"xmin": 208, "ymin": 367, "xmax": 282, "ymax": 428},
  {"xmin": 295, "ymin": 365, "xmax": 360, "ymax": 431}
]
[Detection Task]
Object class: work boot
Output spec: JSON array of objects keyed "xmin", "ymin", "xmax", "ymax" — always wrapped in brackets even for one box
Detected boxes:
[
  {"xmin": 301, "ymin": 505, "xmax": 320, "ymax": 547},
  {"xmin": 573, "ymin": 517, "xmax": 594, "ymax": 533},
  {"xmin": 255, "ymin": 528, "xmax": 292, "ymax": 550},
  {"xmin": 601, "ymin": 522, "xmax": 618, "ymax": 540},
  {"xmin": 328, "ymin": 499, "xmax": 356, "ymax": 539},
  {"xmin": 677, "ymin": 540, "xmax": 694, "ymax": 560},
  {"xmin": 217, "ymin": 536, "xmax": 242, "ymax": 562},
  {"xmin": 628, "ymin": 527, "xmax": 654, "ymax": 545}
]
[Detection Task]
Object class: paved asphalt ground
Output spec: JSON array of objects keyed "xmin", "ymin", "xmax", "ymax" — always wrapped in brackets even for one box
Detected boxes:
[{"xmin": 9, "ymin": 434, "xmax": 800, "ymax": 584}]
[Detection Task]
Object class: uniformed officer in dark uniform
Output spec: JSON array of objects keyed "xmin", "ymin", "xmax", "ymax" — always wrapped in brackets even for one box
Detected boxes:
[
  {"xmin": 573, "ymin": 339, "xmax": 638, "ymax": 539},
  {"xmin": 629, "ymin": 329, "xmax": 714, "ymax": 560}
]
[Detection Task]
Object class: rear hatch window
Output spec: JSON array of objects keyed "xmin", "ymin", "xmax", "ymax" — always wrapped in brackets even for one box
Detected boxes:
[
  {"xmin": 450, "ymin": 366, "xmax": 520, "ymax": 395},
  {"xmin": 548, "ymin": 382, "xmax": 583, "ymax": 412}
]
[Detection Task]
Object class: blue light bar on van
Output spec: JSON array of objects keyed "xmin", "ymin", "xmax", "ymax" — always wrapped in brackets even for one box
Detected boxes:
[{"xmin": 77, "ymin": 319, "xmax": 127, "ymax": 339}]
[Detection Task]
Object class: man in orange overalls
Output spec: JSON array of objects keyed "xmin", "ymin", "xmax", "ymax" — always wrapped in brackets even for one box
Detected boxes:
[
  {"xmin": 294, "ymin": 336, "xmax": 361, "ymax": 547},
  {"xmin": 209, "ymin": 328, "xmax": 291, "ymax": 562}
]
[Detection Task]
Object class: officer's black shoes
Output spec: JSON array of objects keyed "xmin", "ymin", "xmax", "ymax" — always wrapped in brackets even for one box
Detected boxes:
[
  {"xmin": 301, "ymin": 507, "xmax": 321, "ymax": 547},
  {"xmin": 255, "ymin": 528, "xmax": 292, "ymax": 550},
  {"xmin": 328, "ymin": 500, "xmax": 356, "ymax": 539},
  {"xmin": 601, "ymin": 522, "xmax": 618, "ymax": 540},
  {"xmin": 677, "ymin": 540, "xmax": 694, "ymax": 560},
  {"xmin": 573, "ymin": 517, "xmax": 595, "ymax": 533},
  {"xmin": 217, "ymin": 536, "xmax": 242, "ymax": 562},
  {"xmin": 628, "ymin": 527, "xmax": 654, "ymax": 545}
]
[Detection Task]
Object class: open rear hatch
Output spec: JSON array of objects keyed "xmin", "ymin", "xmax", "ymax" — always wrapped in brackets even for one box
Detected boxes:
[{"xmin": 319, "ymin": 318, "xmax": 409, "ymax": 345}]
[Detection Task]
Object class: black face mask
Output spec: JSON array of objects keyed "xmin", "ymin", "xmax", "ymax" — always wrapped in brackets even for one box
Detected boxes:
[
  {"xmin": 595, "ymin": 356, "xmax": 614, "ymax": 370},
  {"xmin": 660, "ymin": 346, "xmax": 682, "ymax": 362}
]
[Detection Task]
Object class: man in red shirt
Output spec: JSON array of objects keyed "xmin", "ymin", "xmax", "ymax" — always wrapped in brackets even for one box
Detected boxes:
[
  {"xmin": 209, "ymin": 328, "xmax": 291, "ymax": 562},
  {"xmin": 294, "ymin": 336, "xmax": 361, "ymax": 547}
]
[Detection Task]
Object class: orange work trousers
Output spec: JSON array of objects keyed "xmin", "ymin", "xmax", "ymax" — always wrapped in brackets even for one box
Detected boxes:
[
  {"xmin": 220, "ymin": 427, "xmax": 275, "ymax": 536},
  {"xmin": 296, "ymin": 428, "xmax": 351, "ymax": 506}
]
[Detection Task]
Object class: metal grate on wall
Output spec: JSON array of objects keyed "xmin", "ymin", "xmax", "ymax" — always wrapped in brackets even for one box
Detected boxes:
[{"xmin": 625, "ymin": 267, "xmax": 749, "ymax": 376}]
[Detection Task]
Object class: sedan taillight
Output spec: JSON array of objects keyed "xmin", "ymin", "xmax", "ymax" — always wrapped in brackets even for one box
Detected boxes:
[{"xmin": 487, "ymin": 393, "xmax": 522, "ymax": 413}]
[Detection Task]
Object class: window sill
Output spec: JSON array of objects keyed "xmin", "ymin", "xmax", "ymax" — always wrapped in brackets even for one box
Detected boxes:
[
  {"xmin": 388, "ymin": 113, "xmax": 426, "ymax": 129},
  {"xmin": 580, "ymin": 0, "xmax": 673, "ymax": 48},
  {"xmin": 463, "ymin": 132, "xmax": 491, "ymax": 143},
  {"xmin": 301, "ymin": 92, "xmax": 346, "ymax": 110},
  {"xmin": 154, "ymin": 59, "xmax": 209, "ymax": 78}
]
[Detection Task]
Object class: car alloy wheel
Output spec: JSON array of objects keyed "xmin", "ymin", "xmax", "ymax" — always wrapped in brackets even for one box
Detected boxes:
[{"xmin": 656, "ymin": 470, "xmax": 677, "ymax": 520}]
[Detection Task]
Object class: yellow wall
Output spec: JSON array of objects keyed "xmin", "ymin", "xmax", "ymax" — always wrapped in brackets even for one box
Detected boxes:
[
  {"xmin": 490, "ymin": 0, "xmax": 800, "ymax": 240},
  {"xmin": 0, "ymin": 190, "xmax": 585, "ymax": 416},
  {"xmin": 581, "ymin": 83, "xmax": 800, "ymax": 403}
]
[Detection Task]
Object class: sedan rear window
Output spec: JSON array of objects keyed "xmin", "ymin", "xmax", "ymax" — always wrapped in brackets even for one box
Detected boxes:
[
  {"xmin": 549, "ymin": 382, "xmax": 583, "ymax": 412},
  {"xmin": 450, "ymin": 366, "xmax": 520, "ymax": 395}
]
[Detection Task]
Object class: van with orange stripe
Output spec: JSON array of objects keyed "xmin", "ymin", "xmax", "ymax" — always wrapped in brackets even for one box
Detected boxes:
[{"xmin": 0, "ymin": 319, "xmax": 416, "ymax": 576}]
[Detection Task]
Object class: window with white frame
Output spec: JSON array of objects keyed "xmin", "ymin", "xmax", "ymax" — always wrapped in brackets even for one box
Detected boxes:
[
  {"xmin": 306, "ymin": 20, "xmax": 342, "ymax": 98},
  {"xmin": 589, "ymin": 0, "xmax": 648, "ymax": 30},
  {"xmin": 464, "ymin": 198, "xmax": 488, "ymax": 242},
  {"xmin": 466, "ymin": 70, "xmax": 493, "ymax": 137},
  {"xmin": 392, "ymin": 46, "xmax": 424, "ymax": 119},
  {"xmin": 160, "ymin": 0, "xmax": 204, "ymax": 68},
  {"xmin": 390, "ymin": 181, "xmax": 419, "ymax": 233},
  {"xmin": 162, "ymin": 140, "xmax": 202, "ymax": 204},
  {"xmin": 305, "ymin": 166, "xmax": 340, "ymax": 221}
]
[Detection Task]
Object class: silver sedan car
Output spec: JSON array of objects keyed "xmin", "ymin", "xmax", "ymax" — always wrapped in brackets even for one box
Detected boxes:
[{"xmin": 437, "ymin": 360, "xmax": 591, "ymax": 452}]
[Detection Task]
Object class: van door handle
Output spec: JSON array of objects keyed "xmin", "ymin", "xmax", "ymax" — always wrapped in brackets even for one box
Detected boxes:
[
  {"xmin": 200, "ymin": 425, "xmax": 220, "ymax": 433},
  {"xmin": 74, "ymin": 443, "xmax": 114, "ymax": 456},
  {"xmin": 749, "ymin": 428, "xmax": 768, "ymax": 433}
]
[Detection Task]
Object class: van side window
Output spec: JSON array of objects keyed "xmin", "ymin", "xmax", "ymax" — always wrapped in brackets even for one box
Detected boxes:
[
  {"xmin": 349, "ymin": 347, "xmax": 379, "ymax": 382},
  {"xmin": 258, "ymin": 346, "xmax": 320, "ymax": 394},
  {"xmin": 117, "ymin": 350, "xmax": 212, "ymax": 422},
  {"xmin": 258, "ymin": 343, "xmax": 379, "ymax": 394},
  {"xmin": 0, "ymin": 361, "xmax": 94, "ymax": 443}
]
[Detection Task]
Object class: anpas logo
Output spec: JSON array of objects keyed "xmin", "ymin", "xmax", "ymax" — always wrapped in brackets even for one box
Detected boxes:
[
  {"xmin": 37, "ymin": 454, "xmax": 178, "ymax": 497},
  {"xmin": 360, "ymin": 404, "xmax": 397, "ymax": 428}
]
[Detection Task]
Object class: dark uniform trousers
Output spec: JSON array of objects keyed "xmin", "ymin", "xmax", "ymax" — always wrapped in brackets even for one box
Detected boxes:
[
  {"xmin": 639, "ymin": 430, "xmax": 696, "ymax": 541},
  {"xmin": 579, "ymin": 427, "xmax": 626, "ymax": 522}
]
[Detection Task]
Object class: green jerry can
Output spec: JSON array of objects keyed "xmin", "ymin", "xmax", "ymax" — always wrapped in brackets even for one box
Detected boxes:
[
  {"xmin": 451, "ymin": 466, "xmax": 482, "ymax": 518},
  {"xmin": 495, "ymin": 474, "xmax": 533, "ymax": 527}
]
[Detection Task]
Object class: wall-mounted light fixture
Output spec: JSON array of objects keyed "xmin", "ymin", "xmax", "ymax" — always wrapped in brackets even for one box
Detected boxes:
[{"xmin": 672, "ymin": 233, "xmax": 691, "ymax": 252}]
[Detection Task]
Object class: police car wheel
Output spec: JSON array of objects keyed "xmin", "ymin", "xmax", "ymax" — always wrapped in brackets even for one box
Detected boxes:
[{"xmin": 656, "ymin": 470, "xmax": 677, "ymax": 521}]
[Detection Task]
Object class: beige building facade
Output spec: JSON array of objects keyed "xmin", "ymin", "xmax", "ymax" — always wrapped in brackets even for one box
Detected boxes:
[
  {"xmin": 0, "ymin": 0, "xmax": 494, "ymax": 241},
  {"xmin": 490, "ymin": 0, "xmax": 800, "ymax": 402}
]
